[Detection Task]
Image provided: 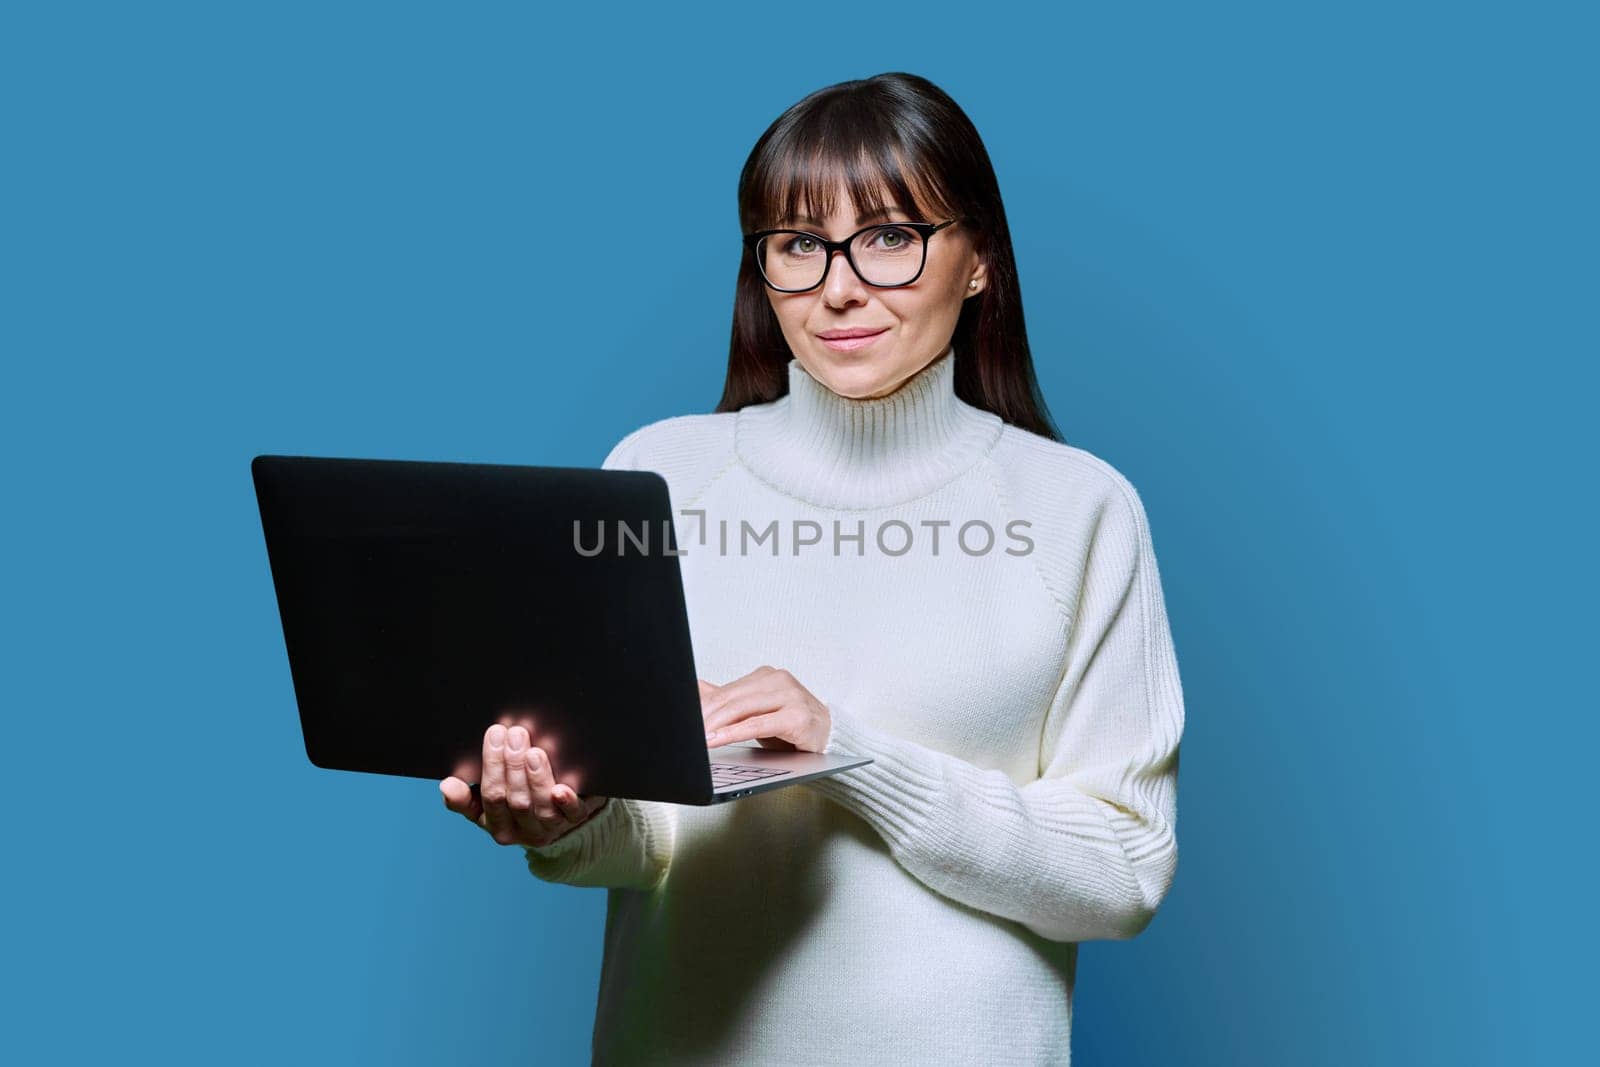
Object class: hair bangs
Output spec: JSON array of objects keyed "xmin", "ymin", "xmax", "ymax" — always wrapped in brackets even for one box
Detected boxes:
[{"xmin": 746, "ymin": 122, "xmax": 956, "ymax": 234}]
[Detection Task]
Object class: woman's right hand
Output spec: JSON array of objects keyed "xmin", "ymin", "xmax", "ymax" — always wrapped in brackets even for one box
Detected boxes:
[{"xmin": 440, "ymin": 723, "xmax": 610, "ymax": 848}]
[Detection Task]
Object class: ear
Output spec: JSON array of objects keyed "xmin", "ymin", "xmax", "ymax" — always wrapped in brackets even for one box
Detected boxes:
[{"xmin": 965, "ymin": 255, "xmax": 989, "ymax": 298}]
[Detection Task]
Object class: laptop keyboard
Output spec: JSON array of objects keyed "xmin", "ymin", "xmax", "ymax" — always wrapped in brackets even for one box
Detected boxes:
[{"xmin": 709, "ymin": 762, "xmax": 792, "ymax": 789}]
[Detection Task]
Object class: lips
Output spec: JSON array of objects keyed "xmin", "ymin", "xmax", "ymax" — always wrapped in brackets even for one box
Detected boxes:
[
  {"xmin": 817, "ymin": 327, "xmax": 889, "ymax": 353},
  {"xmin": 817, "ymin": 327, "xmax": 890, "ymax": 339}
]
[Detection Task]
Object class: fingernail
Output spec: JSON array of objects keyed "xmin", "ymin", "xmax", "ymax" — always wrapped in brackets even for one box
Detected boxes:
[
  {"xmin": 488, "ymin": 726, "xmax": 504, "ymax": 749},
  {"xmin": 705, "ymin": 731, "xmax": 719, "ymax": 744},
  {"xmin": 507, "ymin": 730, "xmax": 524, "ymax": 751}
]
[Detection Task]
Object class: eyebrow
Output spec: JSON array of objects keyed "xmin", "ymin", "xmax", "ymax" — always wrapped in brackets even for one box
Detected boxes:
[{"xmin": 783, "ymin": 205, "xmax": 914, "ymax": 229}]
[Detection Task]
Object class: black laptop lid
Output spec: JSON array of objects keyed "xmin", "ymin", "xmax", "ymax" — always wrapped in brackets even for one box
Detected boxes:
[{"xmin": 251, "ymin": 454, "xmax": 715, "ymax": 804}]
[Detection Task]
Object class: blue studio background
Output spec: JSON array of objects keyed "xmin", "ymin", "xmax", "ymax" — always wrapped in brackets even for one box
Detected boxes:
[{"xmin": 4, "ymin": 2, "xmax": 1593, "ymax": 1064}]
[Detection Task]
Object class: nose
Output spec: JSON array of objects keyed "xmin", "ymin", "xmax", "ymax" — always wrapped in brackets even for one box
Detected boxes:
[{"xmin": 821, "ymin": 247, "xmax": 869, "ymax": 307}]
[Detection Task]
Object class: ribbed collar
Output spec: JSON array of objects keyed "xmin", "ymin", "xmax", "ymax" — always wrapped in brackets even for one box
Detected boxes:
[{"xmin": 733, "ymin": 343, "xmax": 1003, "ymax": 509}]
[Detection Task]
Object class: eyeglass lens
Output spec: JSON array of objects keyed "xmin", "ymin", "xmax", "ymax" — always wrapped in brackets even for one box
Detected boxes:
[{"xmin": 755, "ymin": 225, "xmax": 928, "ymax": 290}]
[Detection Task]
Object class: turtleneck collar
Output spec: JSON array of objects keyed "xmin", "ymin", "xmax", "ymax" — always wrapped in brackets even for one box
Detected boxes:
[{"xmin": 733, "ymin": 342, "xmax": 1004, "ymax": 509}]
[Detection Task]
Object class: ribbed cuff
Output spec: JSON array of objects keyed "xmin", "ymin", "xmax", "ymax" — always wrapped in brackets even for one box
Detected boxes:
[
  {"xmin": 811, "ymin": 701, "xmax": 949, "ymax": 855},
  {"xmin": 522, "ymin": 795, "xmax": 619, "ymax": 868},
  {"xmin": 521, "ymin": 795, "xmax": 677, "ymax": 892}
]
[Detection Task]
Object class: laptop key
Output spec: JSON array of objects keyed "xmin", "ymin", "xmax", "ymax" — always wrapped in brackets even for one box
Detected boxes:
[{"xmin": 709, "ymin": 762, "xmax": 791, "ymax": 788}]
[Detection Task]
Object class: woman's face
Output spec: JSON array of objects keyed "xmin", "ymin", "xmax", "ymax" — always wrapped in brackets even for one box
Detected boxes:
[{"xmin": 763, "ymin": 180, "xmax": 986, "ymax": 400}]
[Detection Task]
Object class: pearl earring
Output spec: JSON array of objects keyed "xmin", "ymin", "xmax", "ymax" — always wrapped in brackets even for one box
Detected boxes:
[{"xmin": 969, "ymin": 280, "xmax": 978, "ymax": 289}]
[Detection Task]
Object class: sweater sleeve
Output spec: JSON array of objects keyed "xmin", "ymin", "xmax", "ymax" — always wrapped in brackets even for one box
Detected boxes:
[
  {"xmin": 806, "ymin": 484, "xmax": 1184, "ymax": 943},
  {"xmin": 522, "ymin": 792, "xmax": 677, "ymax": 891},
  {"xmin": 522, "ymin": 426, "xmax": 681, "ymax": 892}
]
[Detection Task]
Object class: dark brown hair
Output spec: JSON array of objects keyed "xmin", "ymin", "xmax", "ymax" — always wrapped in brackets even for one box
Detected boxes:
[{"xmin": 715, "ymin": 71, "xmax": 1062, "ymax": 442}]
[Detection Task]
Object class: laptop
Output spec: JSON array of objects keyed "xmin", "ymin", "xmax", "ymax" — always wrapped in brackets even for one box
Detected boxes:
[{"xmin": 250, "ymin": 454, "xmax": 871, "ymax": 805}]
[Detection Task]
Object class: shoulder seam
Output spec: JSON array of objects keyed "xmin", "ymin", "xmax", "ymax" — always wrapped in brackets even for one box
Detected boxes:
[
  {"xmin": 628, "ymin": 412, "xmax": 739, "ymax": 511},
  {"xmin": 989, "ymin": 425, "xmax": 1153, "ymax": 616},
  {"xmin": 978, "ymin": 449, "xmax": 1072, "ymax": 633},
  {"xmin": 680, "ymin": 450, "xmax": 740, "ymax": 512}
]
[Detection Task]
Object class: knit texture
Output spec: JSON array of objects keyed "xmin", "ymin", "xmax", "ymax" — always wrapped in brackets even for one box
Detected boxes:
[{"xmin": 524, "ymin": 343, "xmax": 1185, "ymax": 1065}]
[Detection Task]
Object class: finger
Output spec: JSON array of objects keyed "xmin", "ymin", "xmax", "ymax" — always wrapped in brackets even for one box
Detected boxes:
[
  {"xmin": 702, "ymin": 671, "xmax": 788, "ymax": 718},
  {"xmin": 440, "ymin": 776, "xmax": 483, "ymax": 823},
  {"xmin": 552, "ymin": 784, "xmax": 587, "ymax": 822},
  {"xmin": 703, "ymin": 683, "xmax": 791, "ymax": 735},
  {"xmin": 709, "ymin": 710, "xmax": 791, "ymax": 748},
  {"xmin": 729, "ymin": 665, "xmax": 781, "ymax": 687},
  {"xmin": 701, "ymin": 666, "xmax": 778, "ymax": 717},
  {"xmin": 518, "ymin": 746, "xmax": 565, "ymax": 834},
  {"xmin": 480, "ymin": 724, "xmax": 514, "ymax": 843},
  {"xmin": 503, "ymin": 726, "xmax": 533, "ymax": 824}
]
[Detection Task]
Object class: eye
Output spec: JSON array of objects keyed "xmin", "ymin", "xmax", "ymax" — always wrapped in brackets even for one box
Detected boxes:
[
  {"xmin": 867, "ymin": 225, "xmax": 917, "ymax": 252},
  {"xmin": 784, "ymin": 234, "xmax": 820, "ymax": 254}
]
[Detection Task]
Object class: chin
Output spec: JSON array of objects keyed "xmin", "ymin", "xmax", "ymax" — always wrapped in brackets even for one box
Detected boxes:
[
  {"xmin": 809, "ymin": 352, "xmax": 899, "ymax": 395},
  {"xmin": 814, "ymin": 365, "xmax": 896, "ymax": 400}
]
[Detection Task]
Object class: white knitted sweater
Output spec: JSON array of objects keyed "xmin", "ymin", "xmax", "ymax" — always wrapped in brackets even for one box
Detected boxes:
[{"xmin": 525, "ymin": 344, "xmax": 1185, "ymax": 1065}]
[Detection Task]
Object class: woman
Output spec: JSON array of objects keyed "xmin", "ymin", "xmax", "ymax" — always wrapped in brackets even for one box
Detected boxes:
[{"xmin": 441, "ymin": 71, "xmax": 1185, "ymax": 1065}]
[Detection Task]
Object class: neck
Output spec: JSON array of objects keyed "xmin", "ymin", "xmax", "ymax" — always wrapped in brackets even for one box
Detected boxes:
[{"xmin": 733, "ymin": 343, "xmax": 1003, "ymax": 508}]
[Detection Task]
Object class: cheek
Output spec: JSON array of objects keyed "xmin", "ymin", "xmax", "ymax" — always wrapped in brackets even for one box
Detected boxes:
[
  {"xmin": 923, "ymin": 252, "xmax": 972, "ymax": 302},
  {"xmin": 882, "ymin": 291, "xmax": 954, "ymax": 333},
  {"xmin": 768, "ymin": 294, "xmax": 807, "ymax": 331}
]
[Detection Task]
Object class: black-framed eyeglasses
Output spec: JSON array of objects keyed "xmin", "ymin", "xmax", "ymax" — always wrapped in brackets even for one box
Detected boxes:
[{"xmin": 742, "ymin": 217, "xmax": 970, "ymax": 293}]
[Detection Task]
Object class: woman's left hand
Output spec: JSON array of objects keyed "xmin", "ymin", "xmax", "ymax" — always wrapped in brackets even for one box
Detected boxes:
[{"xmin": 699, "ymin": 666, "xmax": 832, "ymax": 753}]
